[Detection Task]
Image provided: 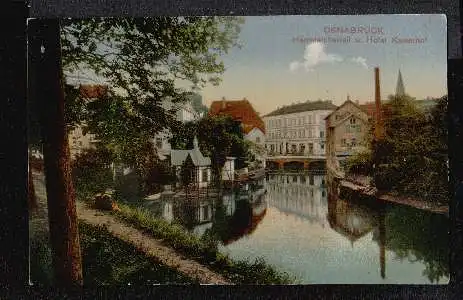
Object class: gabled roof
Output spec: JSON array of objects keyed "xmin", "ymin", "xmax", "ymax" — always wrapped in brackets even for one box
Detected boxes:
[
  {"xmin": 329, "ymin": 111, "xmax": 369, "ymax": 128},
  {"xmin": 324, "ymin": 99, "xmax": 367, "ymax": 120},
  {"xmin": 209, "ymin": 98, "xmax": 266, "ymax": 134},
  {"xmin": 244, "ymin": 126, "xmax": 265, "ymax": 136},
  {"xmin": 170, "ymin": 148, "xmax": 211, "ymax": 167},
  {"xmin": 264, "ymin": 100, "xmax": 337, "ymax": 117}
]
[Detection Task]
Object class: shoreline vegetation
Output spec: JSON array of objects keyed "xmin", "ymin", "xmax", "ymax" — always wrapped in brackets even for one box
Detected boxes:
[
  {"xmin": 337, "ymin": 94, "xmax": 449, "ymax": 215},
  {"xmin": 109, "ymin": 200, "xmax": 296, "ymax": 284}
]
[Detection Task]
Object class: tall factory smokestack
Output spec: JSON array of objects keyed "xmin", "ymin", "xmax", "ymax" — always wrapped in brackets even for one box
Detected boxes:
[{"xmin": 374, "ymin": 67, "xmax": 383, "ymax": 139}]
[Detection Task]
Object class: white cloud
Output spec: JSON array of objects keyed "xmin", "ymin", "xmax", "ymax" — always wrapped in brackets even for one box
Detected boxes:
[
  {"xmin": 351, "ymin": 56, "xmax": 368, "ymax": 69},
  {"xmin": 289, "ymin": 42, "xmax": 343, "ymax": 72}
]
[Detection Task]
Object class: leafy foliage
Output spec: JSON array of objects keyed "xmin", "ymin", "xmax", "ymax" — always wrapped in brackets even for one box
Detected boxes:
[
  {"xmin": 171, "ymin": 115, "xmax": 251, "ymax": 183},
  {"xmin": 371, "ymin": 95, "xmax": 449, "ymax": 203},
  {"xmin": 72, "ymin": 147, "xmax": 115, "ymax": 201},
  {"xmin": 60, "ymin": 17, "xmax": 244, "ymax": 166},
  {"xmin": 345, "ymin": 149, "xmax": 373, "ymax": 176}
]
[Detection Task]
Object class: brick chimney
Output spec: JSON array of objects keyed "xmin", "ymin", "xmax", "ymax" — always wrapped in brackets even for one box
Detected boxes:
[
  {"xmin": 374, "ymin": 67, "xmax": 383, "ymax": 139},
  {"xmin": 221, "ymin": 97, "xmax": 226, "ymax": 109}
]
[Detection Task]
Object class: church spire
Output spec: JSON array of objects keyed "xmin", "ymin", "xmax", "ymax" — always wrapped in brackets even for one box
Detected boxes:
[{"xmin": 395, "ymin": 69, "xmax": 405, "ymax": 97}]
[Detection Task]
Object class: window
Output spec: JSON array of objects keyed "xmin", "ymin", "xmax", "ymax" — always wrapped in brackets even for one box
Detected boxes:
[
  {"xmin": 350, "ymin": 118, "xmax": 356, "ymax": 124},
  {"xmin": 202, "ymin": 169, "xmax": 208, "ymax": 182},
  {"xmin": 322, "ymin": 190, "xmax": 326, "ymax": 197},
  {"xmin": 321, "ymin": 143, "xmax": 325, "ymax": 151},
  {"xmin": 203, "ymin": 206, "xmax": 209, "ymax": 220},
  {"xmin": 351, "ymin": 138, "xmax": 357, "ymax": 147},
  {"xmin": 320, "ymin": 131, "xmax": 324, "ymax": 138},
  {"xmin": 256, "ymin": 137, "xmax": 261, "ymax": 143},
  {"xmin": 341, "ymin": 139, "xmax": 346, "ymax": 146}
]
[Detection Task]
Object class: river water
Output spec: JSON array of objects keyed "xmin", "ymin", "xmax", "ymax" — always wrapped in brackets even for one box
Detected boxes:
[{"xmin": 144, "ymin": 172, "xmax": 449, "ymax": 284}]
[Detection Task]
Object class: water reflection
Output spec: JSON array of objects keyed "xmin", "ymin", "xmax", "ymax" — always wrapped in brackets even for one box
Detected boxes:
[{"xmin": 145, "ymin": 172, "xmax": 448, "ymax": 284}]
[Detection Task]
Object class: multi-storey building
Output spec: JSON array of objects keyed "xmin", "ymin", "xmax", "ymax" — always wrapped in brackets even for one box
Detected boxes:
[
  {"xmin": 325, "ymin": 97, "xmax": 370, "ymax": 174},
  {"xmin": 262, "ymin": 100, "xmax": 337, "ymax": 156}
]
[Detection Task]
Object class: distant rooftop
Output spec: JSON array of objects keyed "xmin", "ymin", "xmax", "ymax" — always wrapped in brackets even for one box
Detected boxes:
[{"xmin": 264, "ymin": 100, "xmax": 338, "ymax": 117}]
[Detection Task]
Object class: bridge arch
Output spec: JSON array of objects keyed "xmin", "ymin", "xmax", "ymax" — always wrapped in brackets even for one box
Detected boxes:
[{"xmin": 284, "ymin": 161, "xmax": 305, "ymax": 170}]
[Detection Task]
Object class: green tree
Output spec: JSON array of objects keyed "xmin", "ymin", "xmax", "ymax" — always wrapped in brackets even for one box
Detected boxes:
[
  {"xmin": 28, "ymin": 17, "xmax": 244, "ymax": 286},
  {"xmin": 172, "ymin": 115, "xmax": 250, "ymax": 185},
  {"xmin": 60, "ymin": 17, "xmax": 244, "ymax": 169},
  {"xmin": 372, "ymin": 94, "xmax": 449, "ymax": 203}
]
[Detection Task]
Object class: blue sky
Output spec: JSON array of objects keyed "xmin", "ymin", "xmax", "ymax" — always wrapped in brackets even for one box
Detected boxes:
[{"xmin": 201, "ymin": 15, "xmax": 447, "ymax": 115}]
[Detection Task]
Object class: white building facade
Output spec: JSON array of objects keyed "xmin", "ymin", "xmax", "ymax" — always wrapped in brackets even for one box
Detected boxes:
[
  {"xmin": 263, "ymin": 101, "xmax": 337, "ymax": 157},
  {"xmin": 244, "ymin": 127, "xmax": 266, "ymax": 146}
]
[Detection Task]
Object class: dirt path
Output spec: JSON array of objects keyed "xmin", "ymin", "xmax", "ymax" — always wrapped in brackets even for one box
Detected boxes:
[{"xmin": 31, "ymin": 172, "xmax": 230, "ymax": 285}]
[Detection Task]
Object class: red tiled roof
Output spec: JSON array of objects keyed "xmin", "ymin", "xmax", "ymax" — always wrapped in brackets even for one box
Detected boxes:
[
  {"xmin": 79, "ymin": 84, "xmax": 108, "ymax": 99},
  {"xmin": 209, "ymin": 98, "xmax": 266, "ymax": 134}
]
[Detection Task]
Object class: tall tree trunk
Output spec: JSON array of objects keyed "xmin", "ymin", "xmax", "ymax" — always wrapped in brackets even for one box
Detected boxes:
[{"xmin": 35, "ymin": 20, "xmax": 83, "ymax": 286}]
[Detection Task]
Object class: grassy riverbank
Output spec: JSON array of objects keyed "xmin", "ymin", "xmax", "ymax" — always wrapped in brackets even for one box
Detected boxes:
[
  {"xmin": 79, "ymin": 222, "xmax": 194, "ymax": 285},
  {"xmin": 112, "ymin": 201, "xmax": 296, "ymax": 284},
  {"xmin": 30, "ymin": 221, "xmax": 193, "ymax": 285}
]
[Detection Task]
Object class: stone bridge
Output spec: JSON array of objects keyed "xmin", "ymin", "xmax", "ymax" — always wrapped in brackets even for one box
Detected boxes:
[{"xmin": 265, "ymin": 155, "xmax": 326, "ymax": 170}]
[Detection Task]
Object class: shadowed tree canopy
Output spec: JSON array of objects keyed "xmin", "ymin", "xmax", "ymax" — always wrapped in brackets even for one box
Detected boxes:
[
  {"xmin": 170, "ymin": 115, "xmax": 249, "ymax": 183},
  {"xmin": 372, "ymin": 94, "xmax": 449, "ymax": 203},
  {"xmin": 59, "ymin": 17, "xmax": 244, "ymax": 166}
]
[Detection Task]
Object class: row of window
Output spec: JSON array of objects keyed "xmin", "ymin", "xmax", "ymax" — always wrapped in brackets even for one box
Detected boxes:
[
  {"xmin": 265, "ymin": 142, "xmax": 325, "ymax": 152},
  {"xmin": 266, "ymin": 114, "xmax": 326, "ymax": 129},
  {"xmin": 267, "ymin": 129, "xmax": 325, "ymax": 140},
  {"xmin": 341, "ymin": 138, "xmax": 358, "ymax": 147}
]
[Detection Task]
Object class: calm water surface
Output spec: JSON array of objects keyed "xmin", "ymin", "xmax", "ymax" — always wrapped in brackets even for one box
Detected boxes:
[{"xmin": 144, "ymin": 172, "xmax": 449, "ymax": 284}]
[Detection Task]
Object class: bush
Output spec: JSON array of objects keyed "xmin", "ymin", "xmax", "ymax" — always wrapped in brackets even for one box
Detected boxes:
[
  {"xmin": 143, "ymin": 161, "xmax": 176, "ymax": 195},
  {"xmin": 373, "ymin": 163, "xmax": 403, "ymax": 191},
  {"xmin": 72, "ymin": 147, "xmax": 115, "ymax": 201},
  {"xmin": 345, "ymin": 149, "xmax": 373, "ymax": 176},
  {"xmin": 79, "ymin": 222, "xmax": 192, "ymax": 285}
]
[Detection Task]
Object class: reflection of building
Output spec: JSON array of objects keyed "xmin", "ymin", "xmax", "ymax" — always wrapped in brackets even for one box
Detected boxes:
[
  {"xmin": 265, "ymin": 174, "xmax": 328, "ymax": 225},
  {"xmin": 222, "ymin": 157, "xmax": 236, "ymax": 181},
  {"xmin": 327, "ymin": 177, "xmax": 386, "ymax": 279},
  {"xmin": 170, "ymin": 137, "xmax": 212, "ymax": 188},
  {"xmin": 327, "ymin": 195, "xmax": 375, "ymax": 244},
  {"xmin": 263, "ymin": 100, "xmax": 337, "ymax": 156},
  {"xmin": 325, "ymin": 96, "xmax": 370, "ymax": 174},
  {"xmin": 222, "ymin": 199, "xmax": 267, "ymax": 245}
]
